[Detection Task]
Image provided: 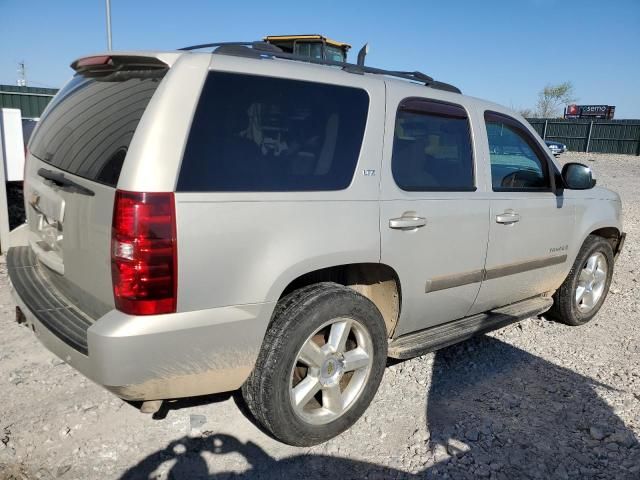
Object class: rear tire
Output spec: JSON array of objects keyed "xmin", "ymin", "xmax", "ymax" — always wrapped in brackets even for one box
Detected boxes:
[
  {"xmin": 548, "ymin": 235, "xmax": 614, "ymax": 326},
  {"xmin": 242, "ymin": 282, "xmax": 388, "ymax": 446}
]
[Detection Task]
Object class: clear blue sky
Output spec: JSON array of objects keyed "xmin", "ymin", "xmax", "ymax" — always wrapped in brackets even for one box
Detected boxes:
[{"xmin": 1, "ymin": 0, "xmax": 639, "ymax": 117}]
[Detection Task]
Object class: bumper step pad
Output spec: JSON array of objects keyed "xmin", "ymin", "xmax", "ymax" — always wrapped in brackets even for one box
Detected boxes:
[{"xmin": 7, "ymin": 247, "xmax": 94, "ymax": 355}]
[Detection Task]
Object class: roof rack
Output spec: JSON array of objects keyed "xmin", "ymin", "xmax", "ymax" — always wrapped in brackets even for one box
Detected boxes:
[{"xmin": 178, "ymin": 41, "xmax": 461, "ymax": 94}]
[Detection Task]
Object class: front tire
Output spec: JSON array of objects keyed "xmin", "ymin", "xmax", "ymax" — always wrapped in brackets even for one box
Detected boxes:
[
  {"xmin": 241, "ymin": 282, "xmax": 388, "ymax": 446},
  {"xmin": 548, "ymin": 235, "xmax": 614, "ymax": 326}
]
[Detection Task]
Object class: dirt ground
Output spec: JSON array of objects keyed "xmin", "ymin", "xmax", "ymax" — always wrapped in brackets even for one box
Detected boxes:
[{"xmin": 1, "ymin": 152, "xmax": 639, "ymax": 479}]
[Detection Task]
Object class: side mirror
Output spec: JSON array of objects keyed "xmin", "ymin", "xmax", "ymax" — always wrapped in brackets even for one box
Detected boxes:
[{"xmin": 561, "ymin": 162, "xmax": 596, "ymax": 190}]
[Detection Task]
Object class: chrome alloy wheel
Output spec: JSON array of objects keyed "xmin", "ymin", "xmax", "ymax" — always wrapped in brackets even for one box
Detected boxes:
[
  {"xmin": 576, "ymin": 252, "xmax": 608, "ymax": 313},
  {"xmin": 289, "ymin": 317, "xmax": 374, "ymax": 425}
]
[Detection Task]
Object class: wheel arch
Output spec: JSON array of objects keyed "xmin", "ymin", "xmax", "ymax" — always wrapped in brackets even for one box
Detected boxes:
[
  {"xmin": 277, "ymin": 263, "xmax": 402, "ymax": 338},
  {"xmin": 589, "ymin": 226, "xmax": 623, "ymax": 252},
  {"xmin": 566, "ymin": 224, "xmax": 622, "ymax": 278},
  {"xmin": 573, "ymin": 198, "xmax": 623, "ymax": 263}
]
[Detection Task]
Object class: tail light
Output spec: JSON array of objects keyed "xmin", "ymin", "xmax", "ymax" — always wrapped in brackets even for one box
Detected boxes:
[
  {"xmin": 111, "ymin": 190, "xmax": 177, "ymax": 315},
  {"xmin": 74, "ymin": 55, "xmax": 113, "ymax": 70}
]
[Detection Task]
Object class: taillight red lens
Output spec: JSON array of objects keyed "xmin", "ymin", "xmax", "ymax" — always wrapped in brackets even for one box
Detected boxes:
[{"xmin": 111, "ymin": 190, "xmax": 177, "ymax": 315}]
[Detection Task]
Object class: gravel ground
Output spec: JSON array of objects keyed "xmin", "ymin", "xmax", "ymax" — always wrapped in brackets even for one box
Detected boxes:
[{"xmin": 1, "ymin": 152, "xmax": 639, "ymax": 480}]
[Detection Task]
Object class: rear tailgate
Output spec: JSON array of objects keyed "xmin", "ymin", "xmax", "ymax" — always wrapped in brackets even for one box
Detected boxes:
[{"xmin": 23, "ymin": 55, "xmax": 169, "ymax": 319}]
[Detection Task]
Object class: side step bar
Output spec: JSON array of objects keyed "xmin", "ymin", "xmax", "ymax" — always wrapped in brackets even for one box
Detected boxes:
[{"xmin": 388, "ymin": 296, "xmax": 554, "ymax": 360}]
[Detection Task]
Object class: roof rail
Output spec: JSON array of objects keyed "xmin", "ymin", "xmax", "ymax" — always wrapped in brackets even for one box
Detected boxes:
[
  {"xmin": 179, "ymin": 41, "xmax": 281, "ymax": 53},
  {"xmin": 178, "ymin": 41, "xmax": 461, "ymax": 94}
]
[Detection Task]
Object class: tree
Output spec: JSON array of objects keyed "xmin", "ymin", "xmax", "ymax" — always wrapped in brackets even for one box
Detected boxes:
[
  {"xmin": 517, "ymin": 107, "xmax": 535, "ymax": 118},
  {"xmin": 535, "ymin": 81, "xmax": 577, "ymax": 118}
]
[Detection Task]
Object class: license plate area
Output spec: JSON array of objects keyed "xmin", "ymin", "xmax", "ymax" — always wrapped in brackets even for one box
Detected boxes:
[
  {"xmin": 28, "ymin": 185, "xmax": 66, "ymax": 273},
  {"xmin": 29, "ymin": 186, "xmax": 65, "ymax": 246}
]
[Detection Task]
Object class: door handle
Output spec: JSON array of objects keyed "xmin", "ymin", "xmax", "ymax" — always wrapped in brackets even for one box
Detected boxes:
[
  {"xmin": 496, "ymin": 211, "xmax": 520, "ymax": 224},
  {"xmin": 389, "ymin": 216, "xmax": 427, "ymax": 230}
]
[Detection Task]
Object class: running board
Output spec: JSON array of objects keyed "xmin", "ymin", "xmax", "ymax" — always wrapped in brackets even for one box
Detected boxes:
[{"xmin": 388, "ymin": 296, "xmax": 553, "ymax": 360}]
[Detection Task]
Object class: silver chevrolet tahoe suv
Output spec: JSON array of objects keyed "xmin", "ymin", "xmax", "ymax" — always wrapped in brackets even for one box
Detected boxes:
[{"xmin": 8, "ymin": 43, "xmax": 625, "ymax": 446}]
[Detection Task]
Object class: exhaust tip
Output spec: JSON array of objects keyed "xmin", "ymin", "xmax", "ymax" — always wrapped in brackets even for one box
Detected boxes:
[{"xmin": 140, "ymin": 400, "xmax": 163, "ymax": 414}]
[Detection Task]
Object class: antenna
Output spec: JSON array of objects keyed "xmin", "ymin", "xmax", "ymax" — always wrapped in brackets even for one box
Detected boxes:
[{"xmin": 17, "ymin": 61, "xmax": 27, "ymax": 87}]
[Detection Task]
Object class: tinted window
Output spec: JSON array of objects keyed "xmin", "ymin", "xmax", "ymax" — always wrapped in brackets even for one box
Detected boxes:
[
  {"xmin": 29, "ymin": 73, "xmax": 165, "ymax": 187},
  {"xmin": 295, "ymin": 42, "xmax": 324, "ymax": 60},
  {"xmin": 391, "ymin": 99, "xmax": 474, "ymax": 191},
  {"xmin": 485, "ymin": 112, "xmax": 550, "ymax": 191},
  {"xmin": 178, "ymin": 72, "xmax": 369, "ymax": 192},
  {"xmin": 325, "ymin": 45, "xmax": 346, "ymax": 62}
]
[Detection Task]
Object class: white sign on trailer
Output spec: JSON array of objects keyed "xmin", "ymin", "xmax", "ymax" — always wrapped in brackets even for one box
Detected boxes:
[
  {"xmin": 0, "ymin": 108, "xmax": 27, "ymax": 252},
  {"xmin": 0, "ymin": 108, "xmax": 26, "ymax": 182}
]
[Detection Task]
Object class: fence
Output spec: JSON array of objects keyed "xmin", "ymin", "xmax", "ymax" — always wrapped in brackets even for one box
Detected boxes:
[
  {"xmin": 0, "ymin": 85, "xmax": 57, "ymax": 119},
  {"xmin": 526, "ymin": 118, "xmax": 640, "ymax": 155}
]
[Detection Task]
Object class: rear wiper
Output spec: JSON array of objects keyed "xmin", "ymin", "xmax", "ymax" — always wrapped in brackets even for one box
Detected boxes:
[{"xmin": 37, "ymin": 168, "xmax": 95, "ymax": 196}]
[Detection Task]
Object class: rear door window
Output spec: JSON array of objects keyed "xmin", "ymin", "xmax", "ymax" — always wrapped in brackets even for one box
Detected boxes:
[
  {"xmin": 391, "ymin": 98, "xmax": 475, "ymax": 191},
  {"xmin": 29, "ymin": 72, "xmax": 165, "ymax": 187},
  {"xmin": 177, "ymin": 72, "xmax": 369, "ymax": 192}
]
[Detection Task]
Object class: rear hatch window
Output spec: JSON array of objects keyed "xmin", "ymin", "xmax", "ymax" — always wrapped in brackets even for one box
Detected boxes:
[
  {"xmin": 177, "ymin": 72, "xmax": 369, "ymax": 192},
  {"xmin": 29, "ymin": 69, "xmax": 165, "ymax": 187}
]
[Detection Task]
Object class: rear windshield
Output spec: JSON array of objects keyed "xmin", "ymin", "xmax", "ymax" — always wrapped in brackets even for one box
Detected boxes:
[
  {"xmin": 29, "ymin": 72, "xmax": 165, "ymax": 187},
  {"xmin": 177, "ymin": 72, "xmax": 369, "ymax": 192}
]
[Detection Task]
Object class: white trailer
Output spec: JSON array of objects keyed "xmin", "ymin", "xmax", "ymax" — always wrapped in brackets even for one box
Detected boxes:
[{"xmin": 0, "ymin": 108, "xmax": 26, "ymax": 252}]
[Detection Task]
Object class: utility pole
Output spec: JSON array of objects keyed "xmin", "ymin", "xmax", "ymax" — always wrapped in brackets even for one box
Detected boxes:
[
  {"xmin": 105, "ymin": 0, "xmax": 113, "ymax": 51},
  {"xmin": 17, "ymin": 62, "xmax": 27, "ymax": 87}
]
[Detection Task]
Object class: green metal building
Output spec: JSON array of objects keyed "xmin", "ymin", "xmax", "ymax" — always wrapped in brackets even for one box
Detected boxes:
[{"xmin": 0, "ymin": 84, "xmax": 58, "ymax": 119}]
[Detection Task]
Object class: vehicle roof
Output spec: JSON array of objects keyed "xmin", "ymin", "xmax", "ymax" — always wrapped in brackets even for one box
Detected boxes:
[
  {"xmin": 71, "ymin": 49, "xmax": 525, "ymax": 123},
  {"xmin": 221, "ymin": 53, "xmax": 518, "ymax": 117}
]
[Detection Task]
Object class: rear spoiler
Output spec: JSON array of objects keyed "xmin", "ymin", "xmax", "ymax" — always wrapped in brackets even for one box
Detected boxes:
[
  {"xmin": 71, "ymin": 55, "xmax": 166, "ymax": 73},
  {"xmin": 70, "ymin": 52, "xmax": 182, "ymax": 73}
]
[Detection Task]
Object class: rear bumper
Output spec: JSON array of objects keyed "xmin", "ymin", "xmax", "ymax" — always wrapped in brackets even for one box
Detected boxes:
[{"xmin": 8, "ymin": 246, "xmax": 274, "ymax": 401}]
